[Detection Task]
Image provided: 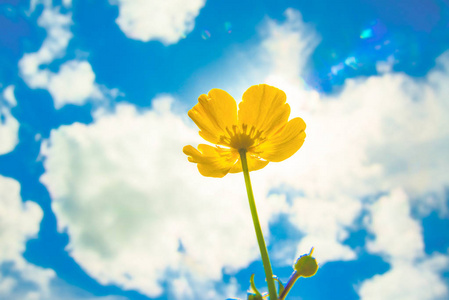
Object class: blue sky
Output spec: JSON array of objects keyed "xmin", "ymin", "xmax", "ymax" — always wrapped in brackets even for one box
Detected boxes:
[{"xmin": 1, "ymin": 0, "xmax": 449, "ymax": 299}]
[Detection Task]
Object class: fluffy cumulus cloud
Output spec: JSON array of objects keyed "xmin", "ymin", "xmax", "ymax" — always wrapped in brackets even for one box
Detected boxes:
[
  {"xmin": 0, "ymin": 86, "xmax": 19, "ymax": 155},
  {"xmin": 268, "ymin": 55, "xmax": 449, "ymax": 263},
  {"xmin": 19, "ymin": 7, "xmax": 72, "ymax": 87},
  {"xmin": 111, "ymin": 0, "xmax": 206, "ymax": 44},
  {"xmin": 254, "ymin": 9, "xmax": 449, "ymax": 267},
  {"xmin": 40, "ymin": 96, "xmax": 285, "ymax": 298},
  {"xmin": 0, "ymin": 175, "xmax": 55, "ymax": 299},
  {"xmin": 0, "ymin": 175, "xmax": 128, "ymax": 300},
  {"xmin": 0, "ymin": 175, "xmax": 43, "ymax": 263},
  {"xmin": 19, "ymin": 7, "xmax": 101, "ymax": 109},
  {"xmin": 359, "ymin": 189, "xmax": 448, "ymax": 300},
  {"xmin": 47, "ymin": 60, "xmax": 101, "ymax": 108}
]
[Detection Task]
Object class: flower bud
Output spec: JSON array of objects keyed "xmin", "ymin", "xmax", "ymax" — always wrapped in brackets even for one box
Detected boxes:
[{"xmin": 293, "ymin": 248, "xmax": 318, "ymax": 277}]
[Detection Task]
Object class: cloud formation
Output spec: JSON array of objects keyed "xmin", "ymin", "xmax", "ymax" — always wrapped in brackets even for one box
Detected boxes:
[
  {"xmin": 359, "ymin": 189, "xmax": 448, "ymax": 300},
  {"xmin": 111, "ymin": 0, "xmax": 206, "ymax": 45},
  {"xmin": 0, "ymin": 173, "xmax": 129, "ymax": 300},
  {"xmin": 256, "ymin": 9, "xmax": 449, "ymax": 264},
  {"xmin": 19, "ymin": 7, "xmax": 102, "ymax": 109},
  {"xmin": 0, "ymin": 86, "xmax": 19, "ymax": 155},
  {"xmin": 0, "ymin": 175, "xmax": 55, "ymax": 299},
  {"xmin": 19, "ymin": 8, "xmax": 72, "ymax": 87},
  {"xmin": 47, "ymin": 60, "xmax": 101, "ymax": 108},
  {"xmin": 40, "ymin": 97, "xmax": 285, "ymax": 298}
]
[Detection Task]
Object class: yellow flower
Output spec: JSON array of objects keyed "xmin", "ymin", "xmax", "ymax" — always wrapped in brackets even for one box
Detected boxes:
[{"xmin": 183, "ymin": 84, "xmax": 306, "ymax": 177}]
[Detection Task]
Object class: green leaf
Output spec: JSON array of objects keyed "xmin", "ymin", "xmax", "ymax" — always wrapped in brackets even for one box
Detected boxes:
[
  {"xmin": 247, "ymin": 274, "xmax": 264, "ymax": 300},
  {"xmin": 272, "ymin": 275, "xmax": 285, "ymax": 296},
  {"xmin": 248, "ymin": 294, "xmax": 264, "ymax": 300}
]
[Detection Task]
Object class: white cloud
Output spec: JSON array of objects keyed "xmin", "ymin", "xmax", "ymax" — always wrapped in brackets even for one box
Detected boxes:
[
  {"xmin": 111, "ymin": 0, "xmax": 206, "ymax": 45},
  {"xmin": 0, "ymin": 175, "xmax": 42, "ymax": 262},
  {"xmin": 62, "ymin": 0, "xmax": 72, "ymax": 8},
  {"xmin": 40, "ymin": 96, "xmax": 285, "ymax": 298},
  {"xmin": 254, "ymin": 10, "xmax": 449, "ymax": 268},
  {"xmin": 262, "ymin": 10, "xmax": 449, "ymax": 202},
  {"xmin": 358, "ymin": 189, "xmax": 449, "ymax": 300},
  {"xmin": 269, "ymin": 55, "xmax": 449, "ymax": 211},
  {"xmin": 0, "ymin": 86, "xmax": 19, "ymax": 155},
  {"xmin": 0, "ymin": 175, "xmax": 128, "ymax": 300},
  {"xmin": 3, "ymin": 85, "xmax": 17, "ymax": 106},
  {"xmin": 365, "ymin": 189, "xmax": 423, "ymax": 261},
  {"xmin": 359, "ymin": 258, "xmax": 449, "ymax": 300},
  {"xmin": 284, "ymin": 195, "xmax": 361, "ymax": 264},
  {"xmin": 19, "ymin": 8, "xmax": 72, "ymax": 88},
  {"xmin": 19, "ymin": 8, "xmax": 103, "ymax": 109},
  {"xmin": 48, "ymin": 60, "xmax": 102, "ymax": 109},
  {"xmin": 262, "ymin": 9, "xmax": 319, "ymax": 82},
  {"xmin": 0, "ymin": 175, "xmax": 55, "ymax": 299}
]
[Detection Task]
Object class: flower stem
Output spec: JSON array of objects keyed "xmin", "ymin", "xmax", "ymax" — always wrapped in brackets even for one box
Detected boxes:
[
  {"xmin": 279, "ymin": 271, "xmax": 300, "ymax": 300},
  {"xmin": 239, "ymin": 149, "xmax": 278, "ymax": 300}
]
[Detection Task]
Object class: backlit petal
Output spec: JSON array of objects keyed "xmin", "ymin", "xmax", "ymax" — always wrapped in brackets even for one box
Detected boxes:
[
  {"xmin": 257, "ymin": 117, "xmax": 306, "ymax": 162},
  {"xmin": 238, "ymin": 84, "xmax": 290, "ymax": 138},
  {"xmin": 229, "ymin": 154, "xmax": 269, "ymax": 173},
  {"xmin": 183, "ymin": 144, "xmax": 239, "ymax": 178},
  {"xmin": 188, "ymin": 89, "xmax": 238, "ymax": 145}
]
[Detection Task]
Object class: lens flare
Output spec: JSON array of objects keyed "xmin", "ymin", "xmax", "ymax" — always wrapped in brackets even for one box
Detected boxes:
[
  {"xmin": 360, "ymin": 28, "xmax": 373, "ymax": 39},
  {"xmin": 224, "ymin": 21, "xmax": 232, "ymax": 33},
  {"xmin": 331, "ymin": 63, "xmax": 344, "ymax": 75},
  {"xmin": 344, "ymin": 56, "xmax": 358, "ymax": 69},
  {"xmin": 201, "ymin": 30, "xmax": 211, "ymax": 40}
]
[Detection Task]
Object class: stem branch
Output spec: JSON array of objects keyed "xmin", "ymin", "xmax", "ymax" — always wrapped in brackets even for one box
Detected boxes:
[{"xmin": 279, "ymin": 271, "xmax": 300, "ymax": 300}]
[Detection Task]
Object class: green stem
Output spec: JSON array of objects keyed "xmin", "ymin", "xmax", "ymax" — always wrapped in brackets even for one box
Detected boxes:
[
  {"xmin": 239, "ymin": 149, "xmax": 278, "ymax": 300},
  {"xmin": 279, "ymin": 271, "xmax": 300, "ymax": 300}
]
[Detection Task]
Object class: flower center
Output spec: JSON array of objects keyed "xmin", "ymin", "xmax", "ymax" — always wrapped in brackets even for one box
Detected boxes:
[{"xmin": 220, "ymin": 124, "xmax": 265, "ymax": 151}]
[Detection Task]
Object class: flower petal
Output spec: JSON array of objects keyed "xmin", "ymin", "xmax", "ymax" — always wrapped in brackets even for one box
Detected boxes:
[
  {"xmin": 183, "ymin": 144, "xmax": 239, "ymax": 178},
  {"xmin": 238, "ymin": 84, "xmax": 290, "ymax": 138},
  {"xmin": 229, "ymin": 154, "xmax": 269, "ymax": 173},
  {"xmin": 188, "ymin": 89, "xmax": 238, "ymax": 145},
  {"xmin": 257, "ymin": 117, "xmax": 306, "ymax": 162}
]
